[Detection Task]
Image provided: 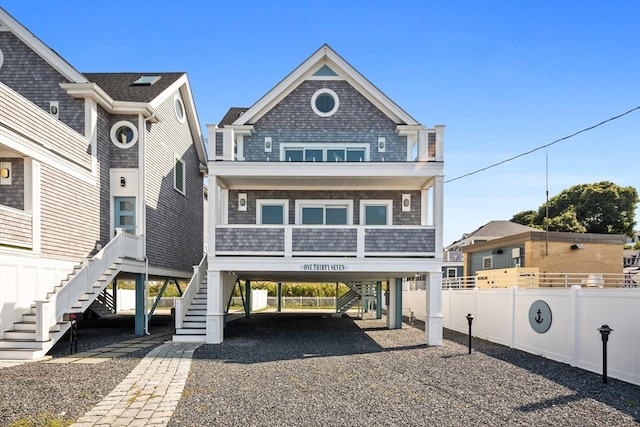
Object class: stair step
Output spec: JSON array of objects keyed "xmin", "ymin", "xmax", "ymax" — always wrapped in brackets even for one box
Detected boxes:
[
  {"xmin": 0, "ymin": 339, "xmax": 49, "ymax": 350},
  {"xmin": 184, "ymin": 315, "xmax": 205, "ymax": 322},
  {"xmin": 183, "ymin": 321, "xmax": 205, "ymax": 329},
  {"xmin": 174, "ymin": 328, "xmax": 206, "ymax": 335},
  {"xmin": 172, "ymin": 334, "xmax": 205, "ymax": 343}
]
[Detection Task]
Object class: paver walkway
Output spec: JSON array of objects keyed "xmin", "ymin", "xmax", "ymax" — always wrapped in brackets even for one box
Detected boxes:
[{"xmin": 71, "ymin": 342, "xmax": 201, "ymax": 427}]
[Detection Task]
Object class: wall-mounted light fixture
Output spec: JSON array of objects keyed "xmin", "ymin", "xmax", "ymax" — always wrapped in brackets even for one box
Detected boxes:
[
  {"xmin": 264, "ymin": 137, "xmax": 272, "ymax": 153},
  {"xmin": 0, "ymin": 162, "xmax": 11, "ymax": 185},
  {"xmin": 402, "ymin": 193, "xmax": 411, "ymax": 212},
  {"xmin": 49, "ymin": 101, "xmax": 59, "ymax": 119},
  {"xmin": 492, "ymin": 249, "xmax": 503, "ymax": 254},
  {"xmin": 378, "ymin": 137, "xmax": 386, "ymax": 152},
  {"xmin": 238, "ymin": 193, "xmax": 247, "ymax": 211},
  {"xmin": 120, "ymin": 176, "xmax": 126, "ymax": 187}
]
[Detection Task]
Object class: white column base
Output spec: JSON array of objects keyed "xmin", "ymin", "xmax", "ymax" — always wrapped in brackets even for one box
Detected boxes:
[
  {"xmin": 205, "ymin": 313, "xmax": 225, "ymax": 344},
  {"xmin": 425, "ymin": 313, "xmax": 443, "ymax": 346}
]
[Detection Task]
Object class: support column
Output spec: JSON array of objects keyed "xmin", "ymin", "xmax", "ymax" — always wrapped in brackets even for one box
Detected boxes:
[
  {"xmin": 277, "ymin": 282, "xmax": 282, "ymax": 313},
  {"xmin": 206, "ymin": 270, "xmax": 224, "ymax": 344},
  {"xmin": 245, "ymin": 280, "xmax": 251, "ymax": 318},
  {"xmin": 376, "ymin": 281, "xmax": 382, "ymax": 319},
  {"xmin": 135, "ymin": 273, "xmax": 145, "ymax": 336},
  {"xmin": 425, "ymin": 272, "xmax": 443, "ymax": 345},
  {"xmin": 386, "ymin": 278, "xmax": 403, "ymax": 329}
]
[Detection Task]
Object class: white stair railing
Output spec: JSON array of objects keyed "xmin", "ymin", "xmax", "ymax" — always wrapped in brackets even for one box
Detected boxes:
[
  {"xmin": 35, "ymin": 229, "xmax": 142, "ymax": 341},
  {"xmin": 175, "ymin": 254, "xmax": 207, "ymax": 330}
]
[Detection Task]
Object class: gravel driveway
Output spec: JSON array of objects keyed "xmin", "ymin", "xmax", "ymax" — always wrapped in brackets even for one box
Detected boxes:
[{"xmin": 0, "ymin": 312, "xmax": 638, "ymax": 426}]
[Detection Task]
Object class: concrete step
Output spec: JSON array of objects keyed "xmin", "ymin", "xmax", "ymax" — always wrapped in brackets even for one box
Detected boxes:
[
  {"xmin": 0, "ymin": 338, "xmax": 48, "ymax": 350},
  {"xmin": 0, "ymin": 347, "xmax": 49, "ymax": 360}
]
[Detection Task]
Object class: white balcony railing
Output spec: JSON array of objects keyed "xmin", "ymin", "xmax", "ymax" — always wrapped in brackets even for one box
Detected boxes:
[
  {"xmin": 443, "ymin": 272, "xmax": 638, "ymax": 289},
  {"xmin": 214, "ymin": 225, "xmax": 436, "ymax": 258}
]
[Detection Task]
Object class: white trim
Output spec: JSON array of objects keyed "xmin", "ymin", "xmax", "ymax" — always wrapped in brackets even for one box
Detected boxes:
[
  {"xmin": 256, "ymin": 199, "xmax": 289, "ymax": 224},
  {"xmin": 174, "ymin": 95, "xmax": 186, "ymax": 124},
  {"xmin": 110, "ymin": 121, "xmax": 138, "ymax": 149},
  {"xmin": 0, "ymin": 127, "xmax": 95, "ymax": 185},
  {"xmin": 232, "ymin": 44, "xmax": 419, "ymax": 126},
  {"xmin": 280, "ymin": 143, "xmax": 369, "ymax": 162},
  {"xmin": 311, "ymin": 88, "xmax": 339, "ymax": 117},
  {"xmin": 295, "ymin": 199, "xmax": 353, "ymax": 225},
  {"xmin": 0, "ymin": 9, "xmax": 87, "ymax": 83},
  {"xmin": 0, "ymin": 48, "xmax": 4, "ymax": 69},
  {"xmin": 174, "ymin": 155, "xmax": 186, "ymax": 195},
  {"xmin": 359, "ymin": 200, "xmax": 393, "ymax": 225}
]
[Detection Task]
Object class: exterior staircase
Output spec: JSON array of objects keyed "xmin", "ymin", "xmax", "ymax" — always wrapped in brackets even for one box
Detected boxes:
[
  {"xmin": 172, "ymin": 280, "xmax": 207, "ymax": 342},
  {"xmin": 0, "ymin": 230, "xmax": 142, "ymax": 360},
  {"xmin": 173, "ymin": 255, "xmax": 208, "ymax": 342},
  {"xmin": 335, "ymin": 282, "xmax": 378, "ymax": 316},
  {"xmin": 89, "ymin": 288, "xmax": 118, "ymax": 318}
]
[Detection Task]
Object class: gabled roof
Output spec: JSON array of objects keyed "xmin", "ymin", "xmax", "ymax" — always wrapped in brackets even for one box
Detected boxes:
[
  {"xmin": 219, "ymin": 107, "xmax": 249, "ymax": 128},
  {"xmin": 0, "ymin": 8, "xmax": 87, "ymax": 83},
  {"xmin": 467, "ymin": 220, "xmax": 539, "ymax": 240},
  {"xmin": 232, "ymin": 44, "xmax": 420, "ymax": 127},
  {"xmin": 83, "ymin": 73, "xmax": 185, "ymax": 103}
]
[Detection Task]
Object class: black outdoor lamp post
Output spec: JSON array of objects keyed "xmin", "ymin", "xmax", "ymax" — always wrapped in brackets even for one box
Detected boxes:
[
  {"xmin": 597, "ymin": 324, "xmax": 613, "ymax": 384},
  {"xmin": 466, "ymin": 313, "xmax": 474, "ymax": 354}
]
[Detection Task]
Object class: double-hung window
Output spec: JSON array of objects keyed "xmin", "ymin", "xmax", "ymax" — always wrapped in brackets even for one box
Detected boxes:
[
  {"xmin": 256, "ymin": 199, "xmax": 289, "ymax": 224},
  {"xmin": 360, "ymin": 200, "xmax": 393, "ymax": 225},
  {"xmin": 295, "ymin": 200, "xmax": 353, "ymax": 225}
]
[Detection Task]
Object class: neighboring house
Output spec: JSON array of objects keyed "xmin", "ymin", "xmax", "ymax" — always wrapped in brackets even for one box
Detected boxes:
[
  {"xmin": 461, "ymin": 231, "xmax": 627, "ymax": 287},
  {"xmin": 174, "ymin": 45, "xmax": 445, "ymax": 345},
  {"xmin": 442, "ymin": 220, "xmax": 538, "ymax": 281},
  {"xmin": 0, "ymin": 9, "xmax": 206, "ymax": 359}
]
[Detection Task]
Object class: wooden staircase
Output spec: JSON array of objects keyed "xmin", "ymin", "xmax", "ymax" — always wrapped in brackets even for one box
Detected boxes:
[
  {"xmin": 0, "ymin": 230, "xmax": 142, "ymax": 360},
  {"xmin": 172, "ymin": 280, "xmax": 207, "ymax": 342}
]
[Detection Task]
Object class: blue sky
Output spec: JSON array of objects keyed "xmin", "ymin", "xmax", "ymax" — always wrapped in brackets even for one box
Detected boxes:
[{"xmin": 3, "ymin": 0, "xmax": 639, "ymax": 245}]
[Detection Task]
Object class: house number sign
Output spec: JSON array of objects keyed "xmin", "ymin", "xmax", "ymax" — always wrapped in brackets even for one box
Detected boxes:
[
  {"xmin": 528, "ymin": 300, "xmax": 552, "ymax": 334},
  {"xmin": 301, "ymin": 263, "xmax": 348, "ymax": 272}
]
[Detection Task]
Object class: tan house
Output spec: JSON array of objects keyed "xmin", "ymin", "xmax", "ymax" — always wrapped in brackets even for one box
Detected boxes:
[{"xmin": 462, "ymin": 231, "xmax": 627, "ymax": 288}]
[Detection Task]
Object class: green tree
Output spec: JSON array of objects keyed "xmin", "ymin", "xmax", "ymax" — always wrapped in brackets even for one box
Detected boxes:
[{"xmin": 511, "ymin": 181, "xmax": 638, "ymax": 236}]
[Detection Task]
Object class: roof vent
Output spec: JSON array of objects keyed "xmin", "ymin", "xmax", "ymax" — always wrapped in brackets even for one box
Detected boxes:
[{"xmin": 132, "ymin": 75, "xmax": 161, "ymax": 86}]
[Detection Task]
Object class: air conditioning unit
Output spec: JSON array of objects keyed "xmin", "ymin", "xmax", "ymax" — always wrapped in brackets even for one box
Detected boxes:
[{"xmin": 512, "ymin": 248, "xmax": 521, "ymax": 258}]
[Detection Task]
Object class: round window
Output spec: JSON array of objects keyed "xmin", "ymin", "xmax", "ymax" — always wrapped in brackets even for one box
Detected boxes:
[
  {"xmin": 311, "ymin": 88, "xmax": 339, "ymax": 117},
  {"xmin": 110, "ymin": 121, "xmax": 138, "ymax": 149},
  {"xmin": 174, "ymin": 96, "xmax": 186, "ymax": 123},
  {"xmin": 0, "ymin": 49, "xmax": 4, "ymax": 69}
]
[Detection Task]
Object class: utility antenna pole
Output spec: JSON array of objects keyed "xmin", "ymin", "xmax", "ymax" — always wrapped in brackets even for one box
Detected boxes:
[{"xmin": 545, "ymin": 154, "xmax": 549, "ymax": 256}]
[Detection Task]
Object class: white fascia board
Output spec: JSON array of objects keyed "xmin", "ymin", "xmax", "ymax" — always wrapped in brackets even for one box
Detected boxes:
[
  {"xmin": 0, "ymin": 9, "xmax": 87, "ymax": 83},
  {"xmin": 233, "ymin": 44, "xmax": 420, "ymax": 126},
  {"xmin": 0, "ymin": 126, "xmax": 95, "ymax": 185},
  {"xmin": 226, "ymin": 125, "xmax": 254, "ymax": 136},
  {"xmin": 60, "ymin": 83, "xmax": 157, "ymax": 118}
]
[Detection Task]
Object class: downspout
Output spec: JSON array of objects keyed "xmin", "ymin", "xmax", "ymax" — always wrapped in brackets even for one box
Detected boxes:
[{"xmin": 141, "ymin": 113, "xmax": 156, "ymax": 335}]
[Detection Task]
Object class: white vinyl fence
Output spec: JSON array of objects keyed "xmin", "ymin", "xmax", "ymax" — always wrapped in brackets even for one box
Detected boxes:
[{"xmin": 404, "ymin": 286, "xmax": 640, "ymax": 386}]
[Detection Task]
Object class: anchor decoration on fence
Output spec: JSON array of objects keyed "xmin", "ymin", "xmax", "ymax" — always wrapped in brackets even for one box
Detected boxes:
[{"xmin": 529, "ymin": 300, "xmax": 552, "ymax": 333}]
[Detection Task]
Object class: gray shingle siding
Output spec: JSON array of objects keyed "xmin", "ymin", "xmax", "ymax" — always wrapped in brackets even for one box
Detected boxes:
[
  {"xmin": 365, "ymin": 228, "xmax": 435, "ymax": 253},
  {"xmin": 292, "ymin": 228, "xmax": 357, "ymax": 252},
  {"xmin": 228, "ymin": 190, "xmax": 422, "ymax": 225},
  {"xmin": 216, "ymin": 228, "xmax": 284, "ymax": 252},
  {"xmin": 242, "ymin": 80, "xmax": 406, "ymax": 161},
  {"xmin": 144, "ymin": 92, "xmax": 203, "ymax": 272},
  {"xmin": 39, "ymin": 163, "xmax": 101, "ymax": 260},
  {"xmin": 0, "ymin": 32, "xmax": 85, "ymax": 134},
  {"xmin": 0, "ymin": 157, "xmax": 24, "ymax": 209},
  {"xmin": 107, "ymin": 114, "xmax": 139, "ymax": 169}
]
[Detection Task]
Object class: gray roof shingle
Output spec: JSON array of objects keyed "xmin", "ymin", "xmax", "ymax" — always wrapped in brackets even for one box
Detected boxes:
[{"xmin": 83, "ymin": 72, "xmax": 185, "ymax": 102}]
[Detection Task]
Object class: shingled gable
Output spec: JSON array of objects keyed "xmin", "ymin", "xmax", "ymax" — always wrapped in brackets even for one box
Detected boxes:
[
  {"xmin": 231, "ymin": 44, "xmax": 419, "ymax": 128},
  {"xmin": 0, "ymin": 8, "xmax": 87, "ymax": 83}
]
